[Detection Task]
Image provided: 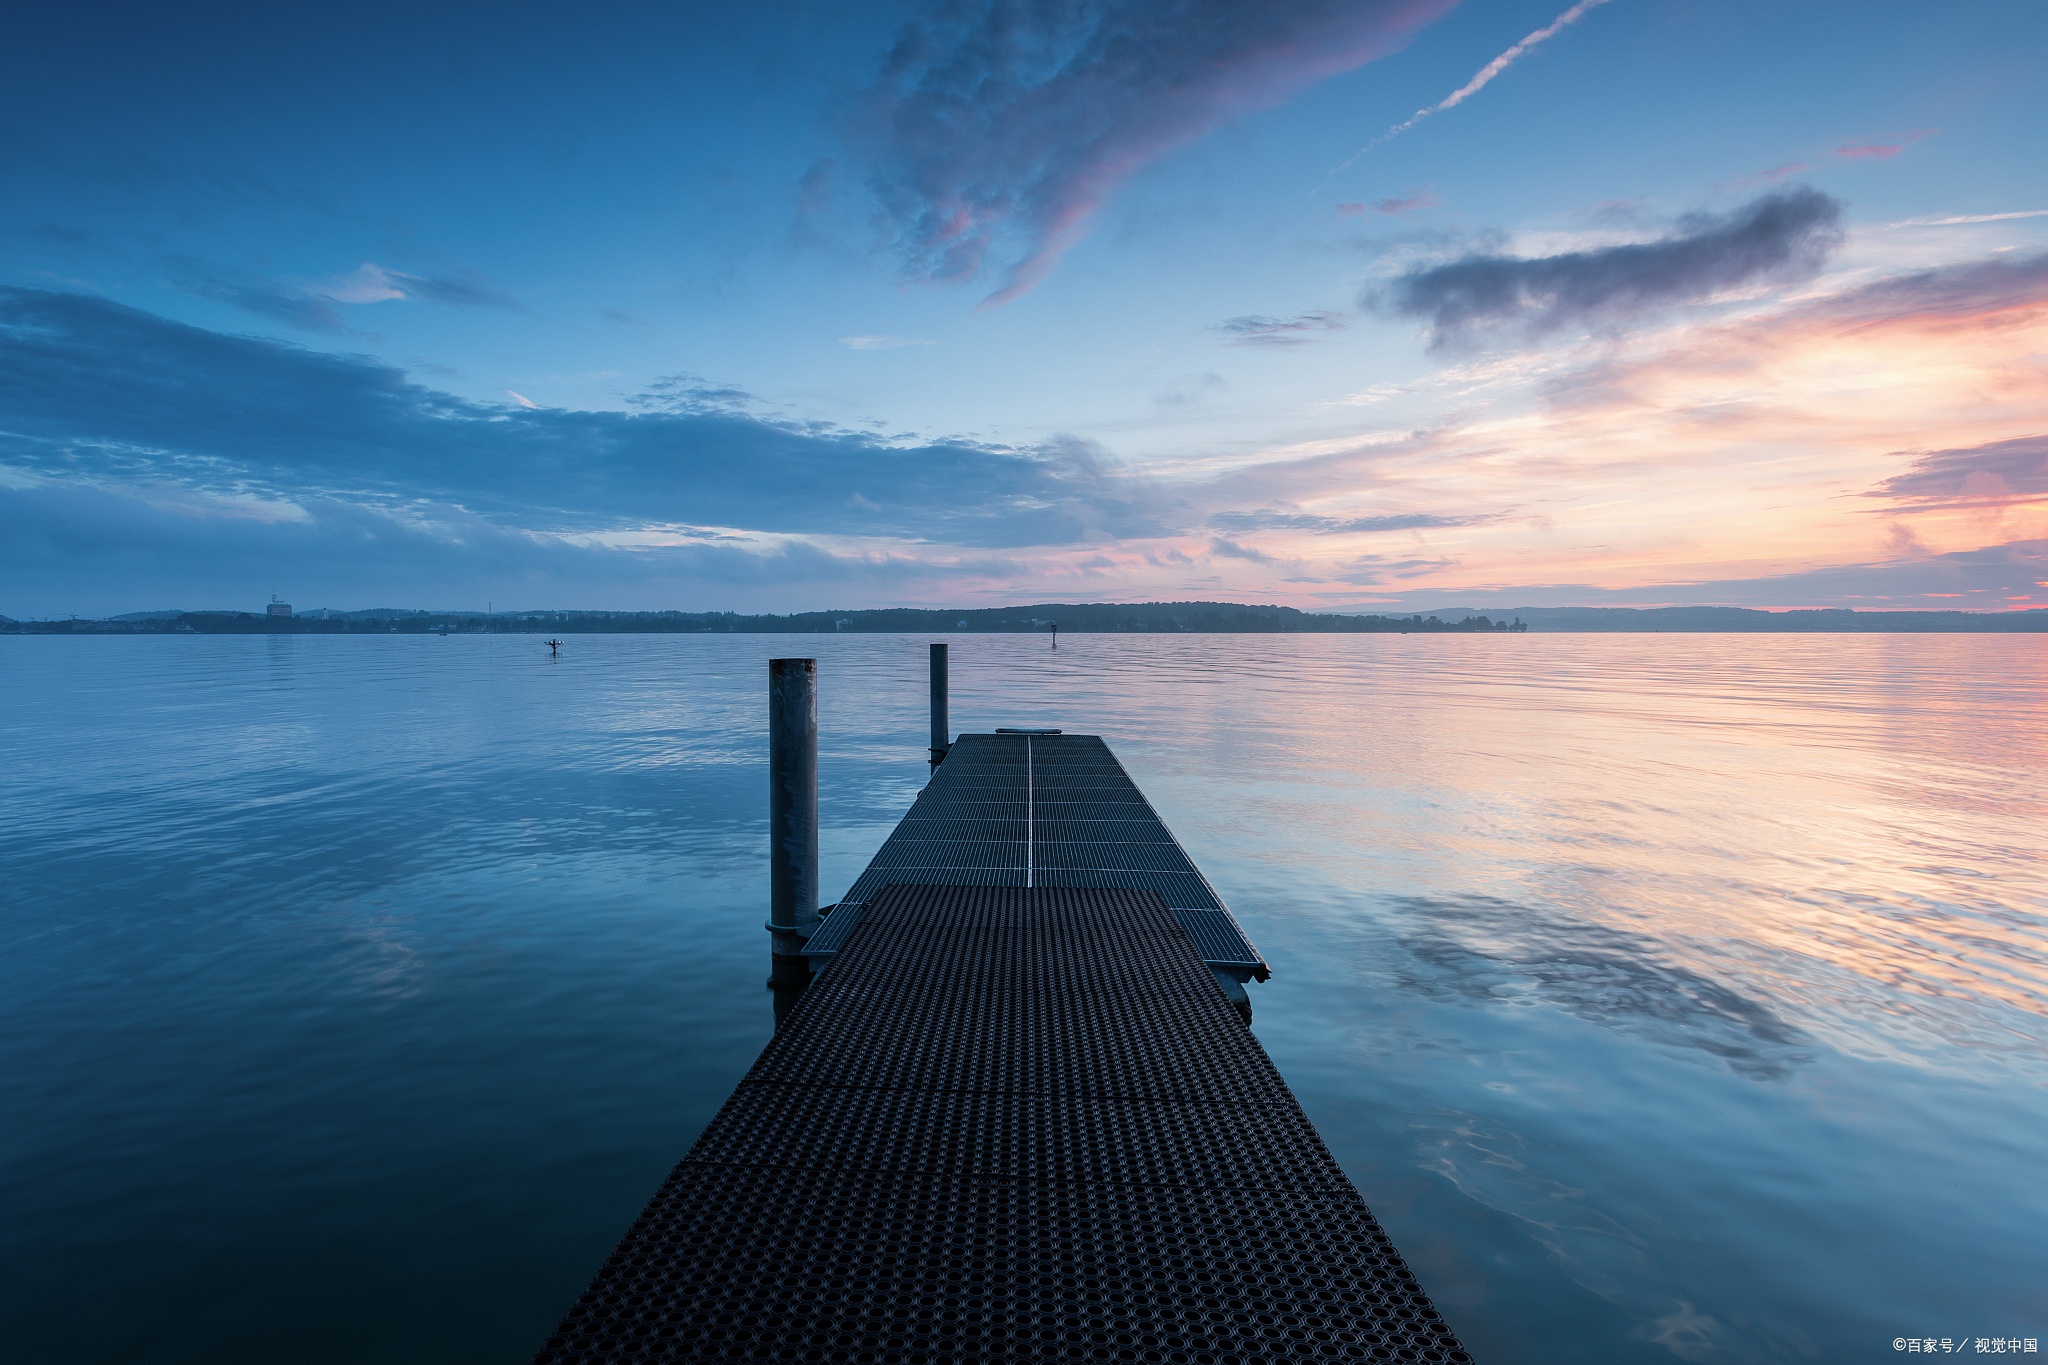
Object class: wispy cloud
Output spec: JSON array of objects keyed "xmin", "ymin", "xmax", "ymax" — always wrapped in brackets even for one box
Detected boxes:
[
  {"xmin": 28, "ymin": 269, "xmax": 105, "ymax": 289},
  {"xmin": 1212, "ymin": 310, "xmax": 1348, "ymax": 347},
  {"xmin": 1154, "ymin": 371, "xmax": 1226, "ymax": 407},
  {"xmin": 1893, "ymin": 209, "xmax": 2048, "ymax": 227},
  {"xmin": 166, "ymin": 258, "xmax": 518, "ymax": 331},
  {"xmin": 504, "ymin": 390, "xmax": 539, "ymax": 409},
  {"xmin": 1332, "ymin": 553, "xmax": 1458, "ymax": 583},
  {"xmin": 314, "ymin": 262, "xmax": 520, "ymax": 309},
  {"xmin": 0, "ymin": 286, "xmax": 1168, "ymax": 551},
  {"xmin": 1210, "ymin": 509, "xmax": 1485, "ymax": 534},
  {"xmin": 0, "ymin": 480, "xmax": 1032, "ymax": 615},
  {"xmin": 1833, "ymin": 130, "xmax": 1936, "ymax": 160},
  {"xmin": 18, "ymin": 241, "xmax": 2048, "ymax": 614},
  {"xmin": 1207, "ymin": 537, "xmax": 1276, "ymax": 563},
  {"xmin": 1374, "ymin": 186, "xmax": 1844, "ymax": 348},
  {"xmin": 1731, "ymin": 162, "xmax": 1809, "ymax": 187},
  {"xmin": 626, "ymin": 373, "xmax": 759, "ymax": 414},
  {"xmin": 1864, "ymin": 435, "xmax": 2048, "ymax": 508},
  {"xmin": 844, "ymin": 0, "xmax": 1456, "ymax": 308},
  {"xmin": 1306, "ymin": 537, "xmax": 2048, "ymax": 612},
  {"xmin": 1186, "ymin": 247, "xmax": 2048, "ymax": 607},
  {"xmin": 840, "ymin": 335, "xmax": 938, "ymax": 350},
  {"xmin": 167, "ymin": 257, "xmax": 349, "ymax": 333},
  {"xmin": 1784, "ymin": 247, "xmax": 2048, "ymax": 328},
  {"xmin": 1333, "ymin": 0, "xmax": 1618, "ymax": 170},
  {"xmin": 1337, "ymin": 189, "xmax": 1440, "ymax": 216}
]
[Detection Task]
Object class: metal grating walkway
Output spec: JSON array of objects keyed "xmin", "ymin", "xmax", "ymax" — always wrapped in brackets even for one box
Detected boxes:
[
  {"xmin": 534, "ymin": 736, "xmax": 1470, "ymax": 1365},
  {"xmin": 823, "ymin": 734, "xmax": 1268, "ymax": 980}
]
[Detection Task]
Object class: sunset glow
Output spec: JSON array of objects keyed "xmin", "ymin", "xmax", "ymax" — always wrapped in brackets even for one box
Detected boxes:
[{"xmin": 4, "ymin": 0, "xmax": 2044, "ymax": 616}]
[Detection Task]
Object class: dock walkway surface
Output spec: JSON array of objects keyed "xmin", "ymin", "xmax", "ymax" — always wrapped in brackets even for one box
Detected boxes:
[{"xmin": 535, "ymin": 734, "xmax": 1470, "ymax": 1364}]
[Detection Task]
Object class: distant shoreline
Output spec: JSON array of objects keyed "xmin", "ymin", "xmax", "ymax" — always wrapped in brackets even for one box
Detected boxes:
[{"xmin": 8, "ymin": 600, "xmax": 2046, "ymax": 634}]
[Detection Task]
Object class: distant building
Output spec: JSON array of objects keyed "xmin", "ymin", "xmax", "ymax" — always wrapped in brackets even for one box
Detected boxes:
[{"xmin": 266, "ymin": 596, "xmax": 292, "ymax": 619}]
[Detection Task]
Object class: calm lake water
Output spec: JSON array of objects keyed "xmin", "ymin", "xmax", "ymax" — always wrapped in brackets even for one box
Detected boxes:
[{"xmin": 3, "ymin": 633, "xmax": 2043, "ymax": 1363}]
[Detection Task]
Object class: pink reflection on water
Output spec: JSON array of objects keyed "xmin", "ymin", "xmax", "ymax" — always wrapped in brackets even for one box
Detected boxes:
[{"xmin": 1037, "ymin": 633, "xmax": 2048, "ymax": 1069}]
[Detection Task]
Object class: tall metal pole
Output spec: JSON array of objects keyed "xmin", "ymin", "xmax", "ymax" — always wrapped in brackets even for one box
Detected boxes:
[
  {"xmin": 929, "ymin": 643, "xmax": 949, "ymax": 767},
  {"xmin": 768, "ymin": 658, "xmax": 817, "ymax": 1002}
]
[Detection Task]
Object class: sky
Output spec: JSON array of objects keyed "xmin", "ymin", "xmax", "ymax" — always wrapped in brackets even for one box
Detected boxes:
[{"xmin": 4, "ymin": 0, "xmax": 2046, "ymax": 616}]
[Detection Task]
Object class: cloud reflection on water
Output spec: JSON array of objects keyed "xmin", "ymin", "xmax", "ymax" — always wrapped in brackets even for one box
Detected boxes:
[{"xmin": 1391, "ymin": 894, "xmax": 1815, "ymax": 1080}]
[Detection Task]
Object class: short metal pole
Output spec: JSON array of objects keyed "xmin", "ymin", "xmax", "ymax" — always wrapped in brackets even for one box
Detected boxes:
[
  {"xmin": 929, "ymin": 643, "xmax": 949, "ymax": 767},
  {"xmin": 768, "ymin": 658, "xmax": 817, "ymax": 998}
]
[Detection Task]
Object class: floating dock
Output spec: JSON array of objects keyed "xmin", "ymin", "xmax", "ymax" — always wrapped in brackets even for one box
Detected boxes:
[{"xmin": 535, "ymin": 732, "xmax": 1470, "ymax": 1364}]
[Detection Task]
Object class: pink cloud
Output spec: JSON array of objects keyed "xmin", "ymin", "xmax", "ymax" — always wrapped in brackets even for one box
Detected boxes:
[
  {"xmin": 1834, "ymin": 130, "xmax": 1937, "ymax": 160},
  {"xmin": 1210, "ymin": 248, "xmax": 2048, "ymax": 605},
  {"xmin": 1862, "ymin": 434, "xmax": 2048, "ymax": 514},
  {"xmin": 1735, "ymin": 162, "xmax": 1809, "ymax": 185},
  {"xmin": 850, "ymin": 0, "xmax": 1460, "ymax": 309},
  {"xmin": 1338, "ymin": 189, "xmax": 1440, "ymax": 216}
]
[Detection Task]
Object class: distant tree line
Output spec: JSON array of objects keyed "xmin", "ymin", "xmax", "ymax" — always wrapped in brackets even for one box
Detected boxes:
[
  {"xmin": 2, "ymin": 602, "xmax": 1529, "ymax": 634},
  {"xmin": 8, "ymin": 599, "xmax": 2045, "ymax": 634}
]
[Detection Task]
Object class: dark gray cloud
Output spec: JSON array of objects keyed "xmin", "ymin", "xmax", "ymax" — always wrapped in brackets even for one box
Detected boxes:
[
  {"xmin": 1211, "ymin": 311, "xmax": 1347, "ymax": 347},
  {"xmin": 1867, "ymin": 434, "xmax": 2048, "ymax": 507},
  {"xmin": 844, "ymin": 0, "xmax": 1454, "ymax": 305},
  {"xmin": 1375, "ymin": 186, "xmax": 1846, "ymax": 348},
  {"xmin": 1210, "ymin": 508, "xmax": 1481, "ymax": 534},
  {"xmin": 1206, "ymin": 537, "xmax": 1274, "ymax": 563},
  {"xmin": 0, "ymin": 287, "xmax": 1164, "ymax": 550}
]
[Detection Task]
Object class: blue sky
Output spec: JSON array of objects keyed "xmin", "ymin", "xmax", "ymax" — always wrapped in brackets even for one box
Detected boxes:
[{"xmin": 5, "ymin": 0, "xmax": 2046, "ymax": 615}]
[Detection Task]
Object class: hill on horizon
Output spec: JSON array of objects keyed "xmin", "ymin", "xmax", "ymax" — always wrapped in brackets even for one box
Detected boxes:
[{"xmin": 14, "ymin": 599, "xmax": 2046, "ymax": 633}]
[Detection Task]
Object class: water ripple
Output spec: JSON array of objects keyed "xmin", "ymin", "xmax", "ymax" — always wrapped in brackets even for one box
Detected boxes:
[{"xmin": 4, "ymin": 632, "xmax": 2044, "ymax": 1363}]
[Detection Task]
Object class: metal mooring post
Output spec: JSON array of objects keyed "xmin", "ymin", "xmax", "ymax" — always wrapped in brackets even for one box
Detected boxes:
[
  {"xmin": 768, "ymin": 658, "xmax": 818, "ymax": 1010},
  {"xmin": 929, "ymin": 643, "xmax": 950, "ymax": 768}
]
